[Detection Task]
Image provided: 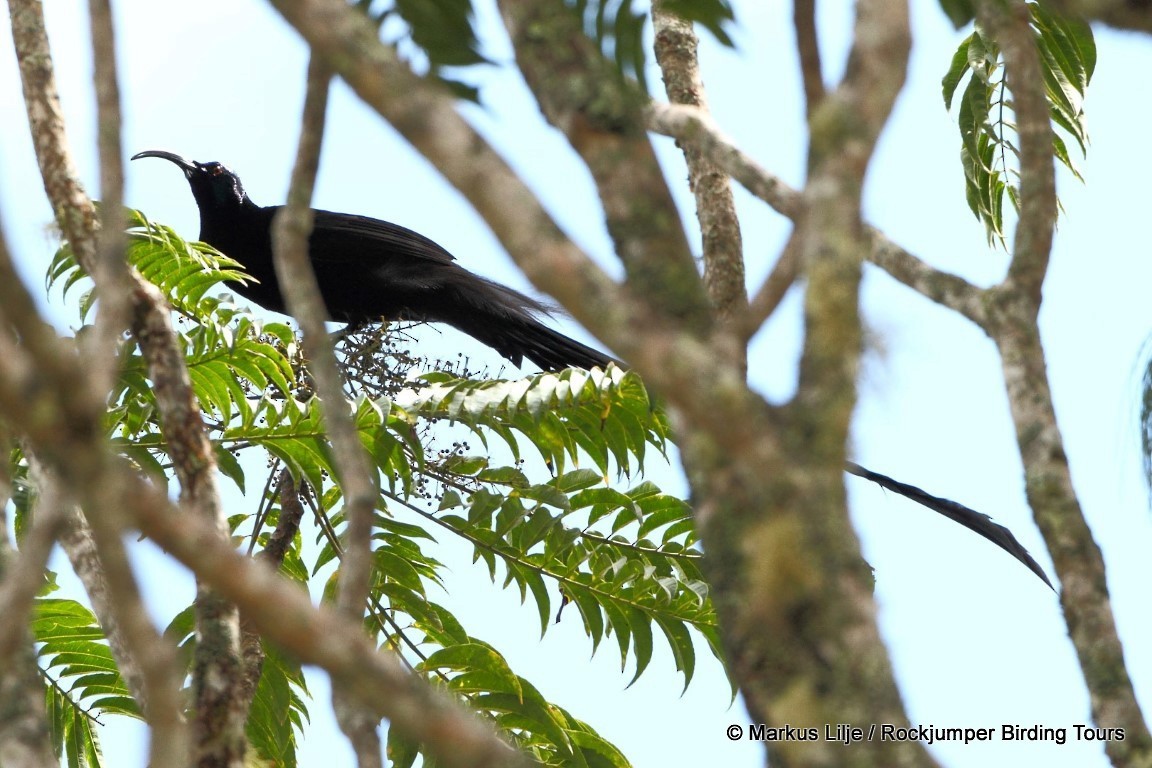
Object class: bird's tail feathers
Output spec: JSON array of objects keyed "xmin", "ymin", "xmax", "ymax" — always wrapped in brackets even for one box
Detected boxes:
[
  {"xmin": 444, "ymin": 276, "xmax": 616, "ymax": 372},
  {"xmin": 846, "ymin": 461, "xmax": 1054, "ymax": 590}
]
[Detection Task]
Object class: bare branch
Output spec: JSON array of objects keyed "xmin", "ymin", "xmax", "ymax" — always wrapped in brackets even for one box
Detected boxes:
[
  {"xmin": 863, "ymin": 228, "xmax": 988, "ymax": 328},
  {"xmin": 652, "ymin": 3, "xmax": 746, "ymax": 336},
  {"xmin": 7, "ymin": 0, "xmax": 99, "ymax": 269},
  {"xmin": 273, "ymin": 57, "xmax": 377, "ymax": 624},
  {"xmin": 741, "ymin": 233, "xmax": 799, "ymax": 341},
  {"xmin": 52, "ymin": 475, "xmax": 190, "ymax": 768},
  {"xmin": 647, "ymin": 102, "xmax": 802, "ymax": 218},
  {"xmin": 987, "ymin": 3, "xmax": 1057, "ymax": 304},
  {"xmin": 647, "ymin": 102, "xmax": 991, "ymax": 330},
  {"xmin": 0, "ymin": 465, "xmax": 64, "ymax": 665},
  {"xmin": 272, "ymin": 56, "xmax": 384, "ymax": 768},
  {"xmin": 683, "ymin": 3, "xmax": 927, "ymax": 765},
  {"xmin": 977, "ymin": 3, "xmax": 1152, "ymax": 761},
  {"xmin": 793, "ymin": 0, "xmax": 826, "ymax": 116},
  {"xmin": 85, "ymin": 0, "xmax": 134, "ymax": 395},
  {"xmin": 240, "ymin": 470, "xmax": 305, "ymax": 709}
]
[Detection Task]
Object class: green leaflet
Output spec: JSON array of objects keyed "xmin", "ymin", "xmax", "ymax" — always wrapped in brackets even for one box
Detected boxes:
[
  {"xmin": 32, "ymin": 598, "xmax": 139, "ymax": 768},
  {"xmin": 941, "ymin": 3, "xmax": 1094, "ymax": 246}
]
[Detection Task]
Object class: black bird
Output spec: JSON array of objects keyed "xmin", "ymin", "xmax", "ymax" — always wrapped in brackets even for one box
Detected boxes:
[
  {"xmin": 130, "ymin": 150, "xmax": 614, "ymax": 372},
  {"xmin": 132, "ymin": 150, "xmax": 1053, "ymax": 590}
]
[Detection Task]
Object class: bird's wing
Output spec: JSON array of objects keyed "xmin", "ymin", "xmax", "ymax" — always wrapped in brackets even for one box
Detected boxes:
[
  {"xmin": 308, "ymin": 209, "xmax": 458, "ymax": 266},
  {"xmin": 845, "ymin": 461, "xmax": 1054, "ymax": 590}
]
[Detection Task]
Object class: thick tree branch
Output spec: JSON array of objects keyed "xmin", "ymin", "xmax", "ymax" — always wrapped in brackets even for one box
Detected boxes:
[
  {"xmin": 754, "ymin": 2, "xmax": 919, "ymax": 764},
  {"xmin": 978, "ymin": 3, "xmax": 1152, "ymax": 763},
  {"xmin": 272, "ymin": 56, "xmax": 383, "ymax": 768},
  {"xmin": 9, "ymin": 2, "xmax": 245, "ymax": 763},
  {"xmin": 498, "ymin": 0, "xmax": 711, "ymax": 331}
]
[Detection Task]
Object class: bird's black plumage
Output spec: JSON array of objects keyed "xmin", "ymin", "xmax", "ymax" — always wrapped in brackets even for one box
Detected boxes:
[
  {"xmin": 845, "ymin": 461, "xmax": 1054, "ymax": 590},
  {"xmin": 130, "ymin": 150, "xmax": 614, "ymax": 372},
  {"xmin": 132, "ymin": 150, "xmax": 1053, "ymax": 590}
]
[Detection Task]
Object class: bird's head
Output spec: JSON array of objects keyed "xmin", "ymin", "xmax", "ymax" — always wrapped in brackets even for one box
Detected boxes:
[{"xmin": 131, "ymin": 150, "xmax": 251, "ymax": 211}]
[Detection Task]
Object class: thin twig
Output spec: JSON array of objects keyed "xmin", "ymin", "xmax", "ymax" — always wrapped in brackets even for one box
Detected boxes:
[
  {"xmin": 647, "ymin": 101, "xmax": 991, "ymax": 330},
  {"xmin": 740, "ymin": 232, "xmax": 800, "ymax": 342}
]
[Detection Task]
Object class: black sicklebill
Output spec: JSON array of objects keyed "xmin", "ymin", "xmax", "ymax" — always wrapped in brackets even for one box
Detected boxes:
[
  {"xmin": 130, "ymin": 150, "xmax": 614, "ymax": 372},
  {"xmin": 132, "ymin": 150, "xmax": 1054, "ymax": 590}
]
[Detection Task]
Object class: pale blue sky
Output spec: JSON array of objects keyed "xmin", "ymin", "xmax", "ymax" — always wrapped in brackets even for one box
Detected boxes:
[{"xmin": 1, "ymin": 2, "xmax": 1149, "ymax": 766}]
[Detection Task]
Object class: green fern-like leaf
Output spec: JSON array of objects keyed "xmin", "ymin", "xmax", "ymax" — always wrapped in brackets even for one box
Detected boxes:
[
  {"xmin": 941, "ymin": 3, "xmax": 1094, "ymax": 246},
  {"xmin": 399, "ymin": 366, "xmax": 668, "ymax": 478},
  {"xmin": 49, "ymin": 208, "xmax": 251, "ymax": 321}
]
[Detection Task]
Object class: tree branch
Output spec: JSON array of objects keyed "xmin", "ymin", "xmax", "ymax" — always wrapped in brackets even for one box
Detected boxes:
[
  {"xmin": 989, "ymin": 4, "xmax": 1057, "ymax": 304},
  {"xmin": 977, "ymin": 3, "xmax": 1152, "ymax": 763},
  {"xmin": 272, "ymin": 56, "xmax": 383, "ymax": 768},
  {"xmin": 84, "ymin": 0, "xmax": 133, "ymax": 396},
  {"xmin": 8, "ymin": 1, "xmax": 245, "ymax": 762},
  {"xmin": 793, "ymin": 0, "xmax": 826, "ymax": 116},
  {"xmin": 646, "ymin": 102, "xmax": 802, "ymax": 217},
  {"xmin": 0, "ymin": 469, "xmax": 57, "ymax": 768},
  {"xmin": 647, "ymin": 102, "xmax": 991, "ymax": 329},
  {"xmin": 50, "ymin": 472, "xmax": 190, "ymax": 768},
  {"xmin": 863, "ymin": 228, "xmax": 988, "ymax": 328},
  {"xmin": 652, "ymin": 3, "xmax": 746, "ymax": 339}
]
